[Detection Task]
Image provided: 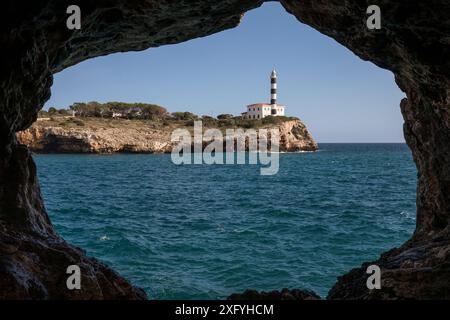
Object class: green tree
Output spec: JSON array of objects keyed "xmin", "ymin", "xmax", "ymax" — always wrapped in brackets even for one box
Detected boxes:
[
  {"xmin": 217, "ymin": 114, "xmax": 234, "ymax": 120},
  {"xmin": 171, "ymin": 112, "xmax": 198, "ymax": 121}
]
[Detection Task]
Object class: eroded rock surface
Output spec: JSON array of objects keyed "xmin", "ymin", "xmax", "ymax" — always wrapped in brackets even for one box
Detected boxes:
[
  {"xmin": 16, "ymin": 119, "xmax": 318, "ymax": 153},
  {"xmin": 1, "ymin": 0, "xmax": 450, "ymax": 299}
]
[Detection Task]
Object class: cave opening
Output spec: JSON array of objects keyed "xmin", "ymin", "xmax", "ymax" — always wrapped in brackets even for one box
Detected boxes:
[
  {"xmin": 25, "ymin": 2, "xmax": 416, "ymax": 299},
  {"xmin": 3, "ymin": 0, "xmax": 448, "ymax": 300}
]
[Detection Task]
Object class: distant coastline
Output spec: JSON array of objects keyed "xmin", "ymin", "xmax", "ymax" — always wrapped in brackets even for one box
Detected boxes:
[{"xmin": 17, "ymin": 103, "xmax": 318, "ymax": 154}]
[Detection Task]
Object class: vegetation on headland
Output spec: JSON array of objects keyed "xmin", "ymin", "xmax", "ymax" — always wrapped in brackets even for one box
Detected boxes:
[
  {"xmin": 38, "ymin": 101, "xmax": 299, "ymax": 130},
  {"xmin": 40, "ymin": 102, "xmax": 167, "ymax": 119},
  {"xmin": 23, "ymin": 102, "xmax": 318, "ymax": 154}
]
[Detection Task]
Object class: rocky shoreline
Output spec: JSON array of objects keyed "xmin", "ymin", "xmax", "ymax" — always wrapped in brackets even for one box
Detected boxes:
[{"xmin": 16, "ymin": 118, "xmax": 319, "ymax": 154}]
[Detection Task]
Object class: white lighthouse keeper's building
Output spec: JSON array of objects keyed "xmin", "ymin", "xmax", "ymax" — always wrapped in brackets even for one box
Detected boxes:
[{"xmin": 242, "ymin": 69, "xmax": 286, "ymax": 120}]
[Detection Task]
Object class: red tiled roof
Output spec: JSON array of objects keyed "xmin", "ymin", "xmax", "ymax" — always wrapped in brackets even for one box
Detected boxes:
[{"xmin": 247, "ymin": 103, "xmax": 271, "ymax": 107}]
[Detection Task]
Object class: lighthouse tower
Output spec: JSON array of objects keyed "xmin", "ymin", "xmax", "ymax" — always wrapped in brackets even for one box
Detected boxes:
[
  {"xmin": 241, "ymin": 69, "xmax": 286, "ymax": 120},
  {"xmin": 271, "ymin": 69, "xmax": 277, "ymax": 105}
]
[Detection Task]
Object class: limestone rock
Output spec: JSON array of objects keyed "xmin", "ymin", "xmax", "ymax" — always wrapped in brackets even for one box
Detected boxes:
[{"xmin": 16, "ymin": 119, "xmax": 318, "ymax": 153}]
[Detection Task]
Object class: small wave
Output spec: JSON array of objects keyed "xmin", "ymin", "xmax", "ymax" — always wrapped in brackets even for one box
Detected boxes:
[
  {"xmin": 232, "ymin": 228, "xmax": 256, "ymax": 235},
  {"xmin": 400, "ymin": 211, "xmax": 416, "ymax": 220},
  {"xmin": 248, "ymin": 150, "xmax": 315, "ymax": 154},
  {"xmin": 278, "ymin": 150, "xmax": 316, "ymax": 154},
  {"xmin": 99, "ymin": 235, "xmax": 110, "ymax": 241},
  {"xmin": 270, "ymin": 210, "xmax": 297, "ymax": 218}
]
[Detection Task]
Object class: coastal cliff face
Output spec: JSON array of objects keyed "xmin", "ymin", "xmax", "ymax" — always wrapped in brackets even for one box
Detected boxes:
[
  {"xmin": 17, "ymin": 126, "xmax": 172, "ymax": 154},
  {"xmin": 277, "ymin": 119, "xmax": 318, "ymax": 152},
  {"xmin": 1, "ymin": 0, "xmax": 449, "ymax": 299},
  {"xmin": 16, "ymin": 119, "xmax": 318, "ymax": 154}
]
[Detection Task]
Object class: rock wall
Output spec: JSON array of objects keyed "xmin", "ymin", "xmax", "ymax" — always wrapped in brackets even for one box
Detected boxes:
[
  {"xmin": 17, "ymin": 126, "xmax": 172, "ymax": 153},
  {"xmin": 1, "ymin": 0, "xmax": 449, "ymax": 299},
  {"xmin": 277, "ymin": 119, "xmax": 318, "ymax": 152},
  {"xmin": 16, "ymin": 119, "xmax": 318, "ymax": 153}
]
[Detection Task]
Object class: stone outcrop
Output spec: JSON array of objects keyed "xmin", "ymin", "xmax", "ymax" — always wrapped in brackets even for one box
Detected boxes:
[
  {"xmin": 17, "ymin": 126, "xmax": 172, "ymax": 154},
  {"xmin": 16, "ymin": 119, "xmax": 318, "ymax": 153},
  {"xmin": 277, "ymin": 119, "xmax": 318, "ymax": 152},
  {"xmin": 327, "ymin": 237, "xmax": 450, "ymax": 299},
  {"xmin": 1, "ymin": 0, "xmax": 449, "ymax": 299}
]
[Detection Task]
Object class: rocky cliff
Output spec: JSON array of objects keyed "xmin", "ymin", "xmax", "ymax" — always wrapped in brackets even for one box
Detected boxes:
[{"xmin": 16, "ymin": 119, "xmax": 318, "ymax": 153}]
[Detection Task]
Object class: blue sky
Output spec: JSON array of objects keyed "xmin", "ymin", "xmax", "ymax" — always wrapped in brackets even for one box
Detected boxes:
[{"xmin": 45, "ymin": 2, "xmax": 406, "ymax": 142}]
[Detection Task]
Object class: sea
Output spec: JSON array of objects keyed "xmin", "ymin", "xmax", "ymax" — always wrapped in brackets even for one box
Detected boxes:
[{"xmin": 34, "ymin": 143, "xmax": 417, "ymax": 299}]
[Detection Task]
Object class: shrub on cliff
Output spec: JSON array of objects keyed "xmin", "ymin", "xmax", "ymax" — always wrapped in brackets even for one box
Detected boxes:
[
  {"xmin": 72, "ymin": 119, "xmax": 85, "ymax": 126},
  {"xmin": 68, "ymin": 101, "xmax": 167, "ymax": 120},
  {"xmin": 262, "ymin": 115, "xmax": 297, "ymax": 125},
  {"xmin": 171, "ymin": 112, "xmax": 198, "ymax": 121},
  {"xmin": 218, "ymin": 119, "xmax": 235, "ymax": 127},
  {"xmin": 201, "ymin": 115, "xmax": 218, "ymax": 127},
  {"xmin": 38, "ymin": 110, "xmax": 49, "ymax": 118},
  {"xmin": 217, "ymin": 114, "xmax": 234, "ymax": 120},
  {"xmin": 235, "ymin": 120, "xmax": 257, "ymax": 129}
]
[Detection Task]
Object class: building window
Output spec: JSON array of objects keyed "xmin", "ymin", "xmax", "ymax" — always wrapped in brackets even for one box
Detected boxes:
[{"xmin": 257, "ymin": 115, "xmax": 260, "ymax": 118}]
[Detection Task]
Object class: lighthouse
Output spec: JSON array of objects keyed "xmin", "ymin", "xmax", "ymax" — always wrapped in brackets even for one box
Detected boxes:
[
  {"xmin": 241, "ymin": 69, "xmax": 286, "ymax": 120},
  {"xmin": 271, "ymin": 69, "xmax": 277, "ymax": 105}
]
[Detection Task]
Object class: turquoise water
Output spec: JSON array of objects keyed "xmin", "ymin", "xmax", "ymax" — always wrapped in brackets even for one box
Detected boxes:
[{"xmin": 35, "ymin": 143, "xmax": 417, "ymax": 299}]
